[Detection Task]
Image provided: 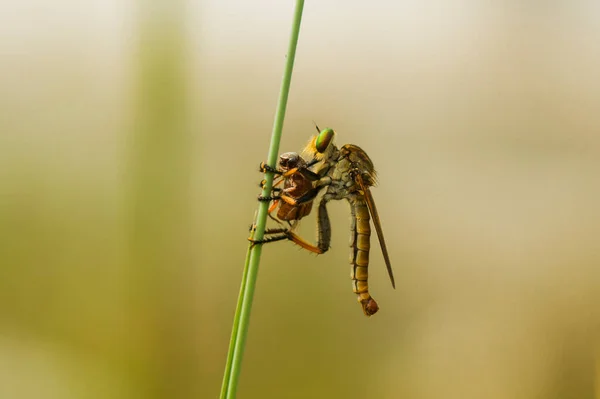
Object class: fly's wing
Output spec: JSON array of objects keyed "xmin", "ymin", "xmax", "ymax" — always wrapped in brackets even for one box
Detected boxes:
[{"xmin": 357, "ymin": 173, "xmax": 396, "ymax": 289}]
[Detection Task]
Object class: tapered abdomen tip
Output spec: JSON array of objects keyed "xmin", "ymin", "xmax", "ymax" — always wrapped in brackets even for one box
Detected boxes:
[{"xmin": 361, "ymin": 298, "xmax": 379, "ymax": 316}]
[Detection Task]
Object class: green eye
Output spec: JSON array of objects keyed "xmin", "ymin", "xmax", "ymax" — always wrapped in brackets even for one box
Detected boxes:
[{"xmin": 316, "ymin": 128, "xmax": 334, "ymax": 153}]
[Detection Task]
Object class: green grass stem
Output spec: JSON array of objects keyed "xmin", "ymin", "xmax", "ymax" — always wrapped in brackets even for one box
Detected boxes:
[{"xmin": 219, "ymin": 2, "xmax": 305, "ymax": 398}]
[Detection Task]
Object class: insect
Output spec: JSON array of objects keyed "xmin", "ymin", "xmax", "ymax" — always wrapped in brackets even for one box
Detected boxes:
[
  {"xmin": 253, "ymin": 152, "xmax": 324, "ymax": 251},
  {"xmin": 254, "ymin": 127, "xmax": 395, "ymax": 316},
  {"xmin": 258, "ymin": 152, "xmax": 321, "ymax": 223}
]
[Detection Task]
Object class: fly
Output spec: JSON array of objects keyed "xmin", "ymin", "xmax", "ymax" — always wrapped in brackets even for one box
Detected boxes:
[{"xmin": 253, "ymin": 127, "xmax": 395, "ymax": 316}]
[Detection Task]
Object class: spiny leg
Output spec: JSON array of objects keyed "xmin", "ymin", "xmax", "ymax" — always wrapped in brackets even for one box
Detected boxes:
[
  {"xmin": 258, "ymin": 194, "xmax": 281, "ymax": 202},
  {"xmin": 249, "ymin": 233, "xmax": 289, "ymax": 246},
  {"xmin": 248, "ymin": 203, "xmax": 285, "ymax": 237},
  {"xmin": 248, "ymin": 225, "xmax": 287, "ymax": 244},
  {"xmin": 317, "ymin": 196, "xmax": 332, "ymax": 253},
  {"xmin": 259, "ymin": 162, "xmax": 282, "ymax": 175},
  {"xmin": 249, "ymin": 226, "xmax": 324, "ymax": 255},
  {"xmin": 249, "ymin": 227, "xmax": 291, "ymax": 246}
]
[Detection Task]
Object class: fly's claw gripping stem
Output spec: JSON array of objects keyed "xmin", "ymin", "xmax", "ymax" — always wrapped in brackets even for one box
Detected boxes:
[
  {"xmin": 248, "ymin": 231, "xmax": 290, "ymax": 247},
  {"xmin": 248, "ymin": 237, "xmax": 266, "ymax": 247},
  {"xmin": 258, "ymin": 194, "xmax": 280, "ymax": 202}
]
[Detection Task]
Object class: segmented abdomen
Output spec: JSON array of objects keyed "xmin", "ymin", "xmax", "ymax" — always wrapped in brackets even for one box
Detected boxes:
[{"xmin": 349, "ymin": 197, "xmax": 378, "ymax": 316}]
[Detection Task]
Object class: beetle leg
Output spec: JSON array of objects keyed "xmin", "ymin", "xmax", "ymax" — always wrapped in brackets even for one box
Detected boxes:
[
  {"xmin": 260, "ymin": 177, "xmax": 284, "ymax": 189},
  {"xmin": 266, "ymin": 200, "xmax": 286, "ymax": 225},
  {"xmin": 277, "ymin": 187, "xmax": 321, "ymax": 207},
  {"xmin": 259, "ymin": 183, "xmax": 283, "ymax": 193},
  {"xmin": 268, "ymin": 199, "xmax": 280, "ymax": 214}
]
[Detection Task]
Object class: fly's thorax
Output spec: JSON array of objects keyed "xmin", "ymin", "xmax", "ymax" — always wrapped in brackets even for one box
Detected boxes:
[
  {"xmin": 329, "ymin": 156, "xmax": 350, "ymax": 180},
  {"xmin": 324, "ymin": 180, "xmax": 348, "ymax": 200},
  {"xmin": 322, "ymin": 155, "xmax": 360, "ymax": 200}
]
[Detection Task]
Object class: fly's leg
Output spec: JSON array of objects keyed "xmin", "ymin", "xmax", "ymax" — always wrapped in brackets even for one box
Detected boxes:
[
  {"xmin": 249, "ymin": 227, "xmax": 294, "ymax": 246},
  {"xmin": 284, "ymin": 231, "xmax": 324, "ymax": 254},
  {"xmin": 249, "ymin": 228, "xmax": 290, "ymax": 246},
  {"xmin": 317, "ymin": 196, "xmax": 332, "ymax": 253},
  {"xmin": 259, "ymin": 162, "xmax": 282, "ymax": 175},
  {"xmin": 258, "ymin": 194, "xmax": 281, "ymax": 202},
  {"xmin": 264, "ymin": 228, "xmax": 288, "ymax": 234},
  {"xmin": 248, "ymin": 226, "xmax": 324, "ymax": 255},
  {"xmin": 250, "ymin": 232, "xmax": 324, "ymax": 254},
  {"xmin": 248, "ymin": 217, "xmax": 288, "ymax": 240}
]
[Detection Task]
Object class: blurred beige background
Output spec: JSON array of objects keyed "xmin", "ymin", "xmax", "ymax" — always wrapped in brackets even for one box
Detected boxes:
[{"xmin": 1, "ymin": 1, "xmax": 600, "ymax": 398}]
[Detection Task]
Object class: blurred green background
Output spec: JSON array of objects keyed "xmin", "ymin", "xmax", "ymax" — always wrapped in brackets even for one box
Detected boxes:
[{"xmin": 1, "ymin": 1, "xmax": 600, "ymax": 398}]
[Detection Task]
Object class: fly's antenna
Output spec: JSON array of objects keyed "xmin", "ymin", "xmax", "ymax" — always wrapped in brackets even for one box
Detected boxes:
[{"xmin": 312, "ymin": 120, "xmax": 320, "ymax": 133}]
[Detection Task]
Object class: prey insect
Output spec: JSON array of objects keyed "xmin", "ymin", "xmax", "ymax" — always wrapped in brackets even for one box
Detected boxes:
[
  {"xmin": 258, "ymin": 153, "xmax": 320, "ymax": 223},
  {"xmin": 252, "ymin": 151, "xmax": 324, "ymax": 251},
  {"xmin": 252, "ymin": 127, "xmax": 395, "ymax": 316}
]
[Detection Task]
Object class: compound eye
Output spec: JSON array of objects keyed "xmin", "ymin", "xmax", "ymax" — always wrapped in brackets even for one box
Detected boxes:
[{"xmin": 315, "ymin": 128, "xmax": 334, "ymax": 153}]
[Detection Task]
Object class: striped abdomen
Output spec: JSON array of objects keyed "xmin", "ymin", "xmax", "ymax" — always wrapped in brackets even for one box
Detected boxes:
[{"xmin": 349, "ymin": 197, "xmax": 378, "ymax": 316}]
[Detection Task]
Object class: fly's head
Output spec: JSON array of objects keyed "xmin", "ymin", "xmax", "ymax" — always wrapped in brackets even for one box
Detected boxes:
[{"xmin": 302, "ymin": 127, "xmax": 337, "ymax": 164}]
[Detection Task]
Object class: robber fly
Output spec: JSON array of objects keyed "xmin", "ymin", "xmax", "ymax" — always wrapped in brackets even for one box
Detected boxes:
[{"xmin": 254, "ymin": 127, "xmax": 395, "ymax": 316}]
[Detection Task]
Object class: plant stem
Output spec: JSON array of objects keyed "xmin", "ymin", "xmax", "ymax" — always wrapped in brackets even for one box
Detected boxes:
[{"xmin": 219, "ymin": 2, "xmax": 305, "ymax": 398}]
